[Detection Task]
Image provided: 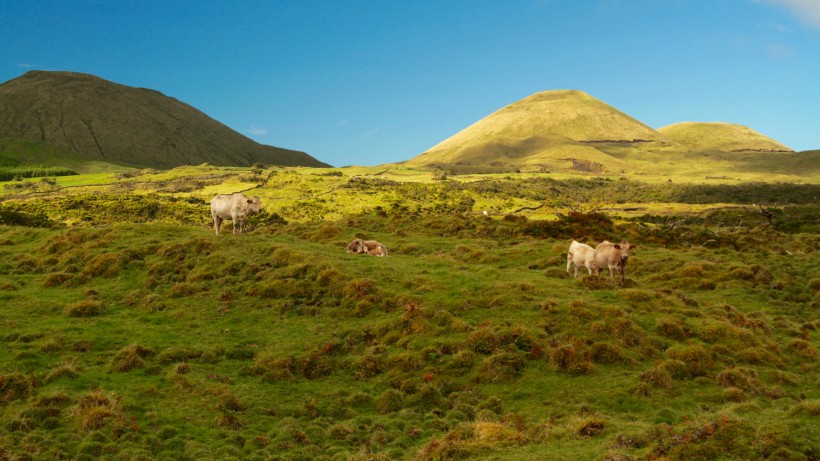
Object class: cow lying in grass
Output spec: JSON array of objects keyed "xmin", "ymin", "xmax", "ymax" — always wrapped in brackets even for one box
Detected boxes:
[
  {"xmin": 347, "ymin": 238, "xmax": 389, "ymax": 257},
  {"xmin": 593, "ymin": 240, "xmax": 636, "ymax": 286},
  {"xmin": 210, "ymin": 193, "xmax": 262, "ymax": 235},
  {"xmin": 566, "ymin": 240, "xmax": 599, "ymax": 278}
]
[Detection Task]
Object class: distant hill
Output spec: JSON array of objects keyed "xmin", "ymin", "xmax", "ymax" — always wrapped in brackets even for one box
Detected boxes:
[
  {"xmin": 406, "ymin": 90, "xmax": 672, "ymax": 173},
  {"xmin": 0, "ymin": 71, "xmax": 330, "ymax": 169},
  {"xmin": 658, "ymin": 122, "xmax": 793, "ymax": 153}
]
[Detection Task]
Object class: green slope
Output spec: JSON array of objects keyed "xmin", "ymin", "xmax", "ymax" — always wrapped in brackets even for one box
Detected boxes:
[
  {"xmin": 407, "ymin": 90, "xmax": 671, "ymax": 173},
  {"xmin": 658, "ymin": 122, "xmax": 793, "ymax": 153},
  {"xmin": 0, "ymin": 71, "xmax": 329, "ymax": 169}
]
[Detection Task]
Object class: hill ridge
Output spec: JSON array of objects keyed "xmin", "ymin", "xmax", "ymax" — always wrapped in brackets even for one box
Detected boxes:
[
  {"xmin": 0, "ymin": 70, "xmax": 330, "ymax": 168},
  {"xmin": 658, "ymin": 121, "xmax": 793, "ymax": 153},
  {"xmin": 407, "ymin": 89, "xmax": 670, "ymax": 173}
]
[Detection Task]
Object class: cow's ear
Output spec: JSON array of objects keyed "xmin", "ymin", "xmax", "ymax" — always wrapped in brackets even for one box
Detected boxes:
[
  {"xmin": 614, "ymin": 244, "xmax": 621, "ymax": 249},
  {"xmin": 630, "ymin": 245, "xmax": 637, "ymax": 250}
]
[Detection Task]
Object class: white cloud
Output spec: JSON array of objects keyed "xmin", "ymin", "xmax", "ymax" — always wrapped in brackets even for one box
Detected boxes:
[
  {"xmin": 16, "ymin": 63, "xmax": 32, "ymax": 68},
  {"xmin": 755, "ymin": 0, "xmax": 820, "ymax": 28},
  {"xmin": 248, "ymin": 125, "xmax": 268, "ymax": 136}
]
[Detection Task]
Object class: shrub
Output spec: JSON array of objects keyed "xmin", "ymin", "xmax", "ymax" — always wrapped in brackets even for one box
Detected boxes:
[{"xmin": 64, "ymin": 299, "xmax": 102, "ymax": 317}]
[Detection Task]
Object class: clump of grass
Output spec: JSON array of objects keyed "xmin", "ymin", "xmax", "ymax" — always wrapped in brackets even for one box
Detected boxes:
[
  {"xmin": 619, "ymin": 289, "xmax": 655, "ymax": 304},
  {"xmin": 716, "ymin": 367, "xmax": 760, "ymax": 394},
  {"xmin": 665, "ymin": 345, "xmax": 710, "ymax": 377},
  {"xmin": 168, "ymin": 282, "xmax": 202, "ymax": 298},
  {"xmin": 475, "ymin": 352, "xmax": 526, "ymax": 383},
  {"xmin": 656, "ymin": 317, "xmax": 688, "ymax": 341},
  {"xmin": 43, "ymin": 271, "xmax": 74, "ymax": 287},
  {"xmin": 467, "ymin": 329, "xmax": 497, "ymax": 355},
  {"xmin": 64, "ymin": 299, "xmax": 102, "ymax": 317},
  {"xmin": 785, "ymin": 339, "xmax": 817, "ymax": 358},
  {"xmin": 639, "ymin": 366, "xmax": 673, "ymax": 390},
  {"xmin": 0, "ymin": 371, "xmax": 34, "ymax": 401},
  {"xmin": 70, "ymin": 389, "xmax": 128, "ymax": 433},
  {"xmin": 45, "ymin": 357, "xmax": 80, "ymax": 382},
  {"xmin": 549, "ymin": 337, "xmax": 592, "ymax": 375},
  {"xmin": 581, "ymin": 276, "xmax": 615, "ymax": 290},
  {"xmin": 589, "ymin": 342, "xmax": 626, "ymax": 365},
  {"xmin": 214, "ymin": 412, "xmax": 242, "ymax": 430},
  {"xmin": 578, "ymin": 418, "xmax": 606, "ymax": 437},
  {"xmin": 343, "ymin": 278, "xmax": 378, "ymax": 301},
  {"xmin": 111, "ymin": 344, "xmax": 153, "ymax": 372},
  {"xmin": 82, "ymin": 253, "xmax": 124, "ymax": 278},
  {"xmin": 376, "ymin": 389, "xmax": 404, "ymax": 414}
]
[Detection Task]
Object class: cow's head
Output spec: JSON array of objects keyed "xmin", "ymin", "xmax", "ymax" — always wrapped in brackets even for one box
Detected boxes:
[
  {"xmin": 613, "ymin": 241, "xmax": 636, "ymax": 264},
  {"xmin": 247, "ymin": 196, "xmax": 262, "ymax": 213},
  {"xmin": 347, "ymin": 239, "xmax": 365, "ymax": 254}
]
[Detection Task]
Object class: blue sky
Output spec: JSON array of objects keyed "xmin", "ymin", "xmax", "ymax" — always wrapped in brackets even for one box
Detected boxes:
[{"xmin": 1, "ymin": 0, "xmax": 818, "ymax": 166}]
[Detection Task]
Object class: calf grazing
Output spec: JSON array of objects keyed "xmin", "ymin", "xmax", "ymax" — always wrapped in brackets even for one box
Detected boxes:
[
  {"xmin": 346, "ymin": 239, "xmax": 388, "ymax": 257},
  {"xmin": 566, "ymin": 240, "xmax": 599, "ymax": 278},
  {"xmin": 594, "ymin": 240, "xmax": 636, "ymax": 286},
  {"xmin": 210, "ymin": 193, "xmax": 262, "ymax": 235}
]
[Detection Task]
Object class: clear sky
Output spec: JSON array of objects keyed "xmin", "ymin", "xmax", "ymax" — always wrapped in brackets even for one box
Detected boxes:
[{"xmin": 1, "ymin": 0, "xmax": 818, "ymax": 166}]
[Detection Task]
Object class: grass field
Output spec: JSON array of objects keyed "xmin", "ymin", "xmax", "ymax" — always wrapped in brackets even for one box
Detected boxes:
[{"xmin": 1, "ymin": 164, "xmax": 818, "ymax": 460}]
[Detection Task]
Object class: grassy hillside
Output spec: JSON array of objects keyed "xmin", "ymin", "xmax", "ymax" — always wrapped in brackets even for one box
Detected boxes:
[
  {"xmin": 658, "ymin": 123, "xmax": 793, "ymax": 153},
  {"xmin": 0, "ymin": 71, "xmax": 329, "ymax": 169},
  {"xmin": 0, "ymin": 214, "xmax": 817, "ymax": 460},
  {"xmin": 0, "ymin": 165, "xmax": 818, "ymax": 460},
  {"xmin": 407, "ymin": 90, "xmax": 672, "ymax": 173},
  {"xmin": 0, "ymin": 139, "xmax": 135, "ymax": 178}
]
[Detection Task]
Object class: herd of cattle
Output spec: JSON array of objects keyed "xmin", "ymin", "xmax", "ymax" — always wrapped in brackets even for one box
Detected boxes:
[{"xmin": 209, "ymin": 192, "xmax": 636, "ymax": 285}]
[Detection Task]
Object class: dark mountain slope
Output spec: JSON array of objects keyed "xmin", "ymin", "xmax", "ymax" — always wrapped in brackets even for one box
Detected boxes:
[{"xmin": 0, "ymin": 71, "xmax": 329, "ymax": 168}]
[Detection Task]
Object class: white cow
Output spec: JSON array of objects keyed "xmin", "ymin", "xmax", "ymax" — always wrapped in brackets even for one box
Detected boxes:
[
  {"xmin": 566, "ymin": 240, "xmax": 599, "ymax": 278},
  {"xmin": 593, "ymin": 240, "xmax": 636, "ymax": 286},
  {"xmin": 210, "ymin": 193, "xmax": 262, "ymax": 235},
  {"xmin": 346, "ymin": 238, "xmax": 389, "ymax": 257}
]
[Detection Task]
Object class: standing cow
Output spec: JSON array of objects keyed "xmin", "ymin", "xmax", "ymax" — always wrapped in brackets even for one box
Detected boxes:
[
  {"xmin": 593, "ymin": 240, "xmax": 636, "ymax": 286},
  {"xmin": 210, "ymin": 193, "xmax": 262, "ymax": 235},
  {"xmin": 566, "ymin": 240, "xmax": 599, "ymax": 278}
]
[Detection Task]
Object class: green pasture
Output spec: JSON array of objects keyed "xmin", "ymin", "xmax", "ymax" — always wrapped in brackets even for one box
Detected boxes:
[
  {"xmin": 1, "ymin": 206, "xmax": 818, "ymax": 460},
  {"xmin": 0, "ymin": 161, "xmax": 818, "ymax": 460}
]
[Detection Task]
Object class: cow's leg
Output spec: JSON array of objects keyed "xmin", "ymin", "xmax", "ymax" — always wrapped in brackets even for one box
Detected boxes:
[
  {"xmin": 566, "ymin": 253, "xmax": 572, "ymax": 274},
  {"xmin": 213, "ymin": 215, "xmax": 222, "ymax": 236}
]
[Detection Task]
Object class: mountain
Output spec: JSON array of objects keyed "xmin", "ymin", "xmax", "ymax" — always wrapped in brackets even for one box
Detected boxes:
[
  {"xmin": 657, "ymin": 122, "xmax": 793, "ymax": 153},
  {"xmin": 405, "ymin": 90, "xmax": 672, "ymax": 173},
  {"xmin": 0, "ymin": 71, "xmax": 329, "ymax": 168}
]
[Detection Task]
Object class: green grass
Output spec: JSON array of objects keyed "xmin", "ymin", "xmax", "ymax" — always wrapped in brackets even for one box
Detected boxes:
[{"xmin": 0, "ymin": 204, "xmax": 817, "ymax": 459}]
